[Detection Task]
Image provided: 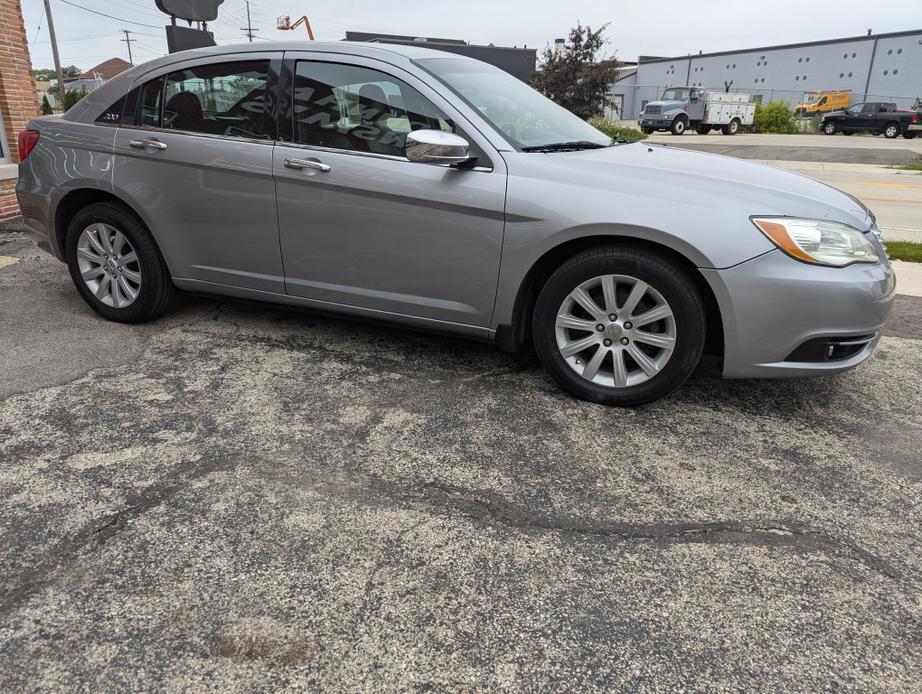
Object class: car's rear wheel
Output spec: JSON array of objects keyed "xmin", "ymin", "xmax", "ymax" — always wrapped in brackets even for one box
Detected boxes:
[
  {"xmin": 823, "ymin": 121, "xmax": 837, "ymax": 135},
  {"xmin": 533, "ymin": 247, "xmax": 706, "ymax": 406},
  {"xmin": 883, "ymin": 122, "xmax": 900, "ymax": 139},
  {"xmin": 65, "ymin": 202, "xmax": 179, "ymax": 323},
  {"xmin": 903, "ymin": 132, "xmax": 917, "ymax": 140}
]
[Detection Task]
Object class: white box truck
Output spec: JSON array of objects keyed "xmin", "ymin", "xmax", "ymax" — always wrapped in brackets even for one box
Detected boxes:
[{"xmin": 639, "ymin": 87, "xmax": 757, "ymax": 135}]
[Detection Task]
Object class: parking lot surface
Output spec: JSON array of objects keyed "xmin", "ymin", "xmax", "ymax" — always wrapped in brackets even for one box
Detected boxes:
[{"xmin": 1, "ymin": 227, "xmax": 921, "ymax": 690}]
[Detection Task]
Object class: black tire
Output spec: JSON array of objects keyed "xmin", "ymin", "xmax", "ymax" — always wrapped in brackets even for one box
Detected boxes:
[
  {"xmin": 65, "ymin": 202, "xmax": 179, "ymax": 323},
  {"xmin": 641, "ymin": 126, "xmax": 653, "ymax": 134},
  {"xmin": 532, "ymin": 246, "xmax": 707, "ymax": 406},
  {"xmin": 721, "ymin": 119, "xmax": 740, "ymax": 136},
  {"xmin": 903, "ymin": 132, "xmax": 917, "ymax": 140},
  {"xmin": 670, "ymin": 116, "xmax": 687, "ymax": 135},
  {"xmin": 883, "ymin": 122, "xmax": 900, "ymax": 139},
  {"xmin": 843, "ymin": 130, "xmax": 854, "ymax": 135},
  {"xmin": 695, "ymin": 125, "xmax": 711, "ymax": 135},
  {"xmin": 823, "ymin": 120, "xmax": 837, "ymax": 135}
]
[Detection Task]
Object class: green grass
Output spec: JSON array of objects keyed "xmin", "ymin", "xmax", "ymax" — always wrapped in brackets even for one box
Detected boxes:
[
  {"xmin": 886, "ymin": 241, "xmax": 922, "ymax": 263},
  {"xmin": 888, "ymin": 163, "xmax": 922, "ymax": 172},
  {"xmin": 588, "ymin": 117, "xmax": 648, "ymax": 143}
]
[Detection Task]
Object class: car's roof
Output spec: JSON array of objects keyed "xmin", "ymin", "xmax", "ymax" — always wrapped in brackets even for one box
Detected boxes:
[{"xmin": 143, "ymin": 40, "xmax": 478, "ymax": 71}]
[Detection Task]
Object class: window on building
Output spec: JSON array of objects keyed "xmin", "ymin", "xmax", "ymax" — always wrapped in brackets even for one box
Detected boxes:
[
  {"xmin": 292, "ymin": 61, "xmax": 454, "ymax": 157},
  {"xmin": 0, "ymin": 112, "xmax": 9, "ymax": 163}
]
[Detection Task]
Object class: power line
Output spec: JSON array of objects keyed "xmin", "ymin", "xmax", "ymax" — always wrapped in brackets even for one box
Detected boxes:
[
  {"xmin": 57, "ymin": 0, "xmax": 161, "ymax": 28},
  {"xmin": 30, "ymin": 2, "xmax": 47, "ymax": 55}
]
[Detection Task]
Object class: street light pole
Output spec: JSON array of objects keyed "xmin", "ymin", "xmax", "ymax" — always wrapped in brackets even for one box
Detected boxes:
[{"xmin": 43, "ymin": 0, "xmax": 66, "ymax": 110}]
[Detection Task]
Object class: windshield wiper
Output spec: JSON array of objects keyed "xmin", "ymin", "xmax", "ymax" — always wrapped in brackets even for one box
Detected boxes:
[{"xmin": 522, "ymin": 140, "xmax": 610, "ymax": 152}]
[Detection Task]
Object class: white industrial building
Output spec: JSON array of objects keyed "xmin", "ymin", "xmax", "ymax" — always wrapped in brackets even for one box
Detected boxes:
[{"xmin": 610, "ymin": 29, "xmax": 922, "ymax": 120}]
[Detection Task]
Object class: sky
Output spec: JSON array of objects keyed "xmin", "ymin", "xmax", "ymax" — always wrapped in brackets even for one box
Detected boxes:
[{"xmin": 21, "ymin": 0, "xmax": 922, "ymax": 73}]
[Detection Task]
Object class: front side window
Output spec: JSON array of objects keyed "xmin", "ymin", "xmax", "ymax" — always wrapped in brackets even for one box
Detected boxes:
[
  {"xmin": 418, "ymin": 57, "xmax": 611, "ymax": 150},
  {"xmin": 846, "ymin": 104, "xmax": 863, "ymax": 115},
  {"xmin": 293, "ymin": 61, "xmax": 453, "ymax": 157},
  {"xmin": 137, "ymin": 61, "xmax": 271, "ymax": 139}
]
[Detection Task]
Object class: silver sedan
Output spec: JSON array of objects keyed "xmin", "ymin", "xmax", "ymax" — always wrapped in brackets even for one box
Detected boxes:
[{"xmin": 16, "ymin": 42, "xmax": 894, "ymax": 405}]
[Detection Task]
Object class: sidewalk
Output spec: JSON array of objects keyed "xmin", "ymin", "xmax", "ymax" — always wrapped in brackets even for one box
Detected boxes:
[{"xmin": 893, "ymin": 260, "xmax": 922, "ymax": 298}]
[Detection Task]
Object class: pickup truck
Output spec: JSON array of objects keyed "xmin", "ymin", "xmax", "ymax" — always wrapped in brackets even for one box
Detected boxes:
[{"xmin": 820, "ymin": 102, "xmax": 920, "ymax": 139}]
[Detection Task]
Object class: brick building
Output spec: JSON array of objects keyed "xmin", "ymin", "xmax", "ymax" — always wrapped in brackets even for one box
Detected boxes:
[{"xmin": 0, "ymin": 0, "xmax": 41, "ymax": 220}]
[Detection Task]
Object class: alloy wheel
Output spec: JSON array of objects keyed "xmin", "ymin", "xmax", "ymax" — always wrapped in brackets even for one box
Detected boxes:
[
  {"xmin": 76, "ymin": 223, "xmax": 142, "ymax": 308},
  {"xmin": 555, "ymin": 274, "xmax": 676, "ymax": 388}
]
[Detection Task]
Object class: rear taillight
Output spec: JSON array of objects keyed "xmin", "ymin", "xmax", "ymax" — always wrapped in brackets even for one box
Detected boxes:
[
  {"xmin": 912, "ymin": 114, "xmax": 919, "ymax": 123},
  {"xmin": 18, "ymin": 130, "xmax": 40, "ymax": 160}
]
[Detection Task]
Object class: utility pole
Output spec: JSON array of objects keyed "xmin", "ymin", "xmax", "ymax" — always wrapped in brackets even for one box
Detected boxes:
[
  {"xmin": 43, "ymin": 0, "xmax": 66, "ymax": 110},
  {"xmin": 241, "ymin": 1, "xmax": 258, "ymax": 43},
  {"xmin": 121, "ymin": 29, "xmax": 136, "ymax": 65}
]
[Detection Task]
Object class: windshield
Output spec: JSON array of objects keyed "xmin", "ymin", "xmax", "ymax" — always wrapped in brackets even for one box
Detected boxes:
[
  {"xmin": 416, "ymin": 57, "xmax": 611, "ymax": 150},
  {"xmin": 660, "ymin": 88, "xmax": 690, "ymax": 101}
]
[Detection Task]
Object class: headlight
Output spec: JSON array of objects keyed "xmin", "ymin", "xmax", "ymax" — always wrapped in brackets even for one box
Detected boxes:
[
  {"xmin": 664, "ymin": 114, "xmax": 673, "ymax": 120},
  {"xmin": 751, "ymin": 217, "xmax": 880, "ymax": 267}
]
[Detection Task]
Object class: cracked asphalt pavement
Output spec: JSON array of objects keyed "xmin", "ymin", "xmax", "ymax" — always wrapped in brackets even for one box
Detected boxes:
[{"xmin": 1, "ymin": 225, "xmax": 921, "ymax": 690}]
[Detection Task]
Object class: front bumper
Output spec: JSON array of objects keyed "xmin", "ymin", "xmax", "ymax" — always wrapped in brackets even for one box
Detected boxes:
[
  {"xmin": 640, "ymin": 118, "xmax": 674, "ymax": 129},
  {"xmin": 701, "ymin": 248, "xmax": 895, "ymax": 379}
]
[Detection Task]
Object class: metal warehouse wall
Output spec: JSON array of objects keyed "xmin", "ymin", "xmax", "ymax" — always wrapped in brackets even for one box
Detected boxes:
[{"xmin": 611, "ymin": 30, "xmax": 922, "ymax": 120}]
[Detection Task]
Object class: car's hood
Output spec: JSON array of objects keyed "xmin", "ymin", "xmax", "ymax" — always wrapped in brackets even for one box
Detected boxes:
[{"xmin": 529, "ymin": 143, "xmax": 872, "ymax": 230}]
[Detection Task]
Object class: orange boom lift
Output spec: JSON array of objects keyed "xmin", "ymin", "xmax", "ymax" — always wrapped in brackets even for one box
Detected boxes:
[{"xmin": 277, "ymin": 15, "xmax": 315, "ymax": 40}]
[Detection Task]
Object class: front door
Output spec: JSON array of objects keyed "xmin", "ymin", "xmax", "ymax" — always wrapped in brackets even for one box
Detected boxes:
[
  {"xmin": 274, "ymin": 55, "xmax": 507, "ymax": 327},
  {"xmin": 112, "ymin": 53, "xmax": 284, "ymax": 293}
]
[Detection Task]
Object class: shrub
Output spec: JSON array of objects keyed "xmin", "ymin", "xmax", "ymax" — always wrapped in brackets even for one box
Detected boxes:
[
  {"xmin": 751, "ymin": 100, "xmax": 798, "ymax": 134},
  {"xmin": 62, "ymin": 87, "xmax": 89, "ymax": 113},
  {"xmin": 588, "ymin": 117, "xmax": 648, "ymax": 143},
  {"xmin": 41, "ymin": 94, "xmax": 53, "ymax": 115}
]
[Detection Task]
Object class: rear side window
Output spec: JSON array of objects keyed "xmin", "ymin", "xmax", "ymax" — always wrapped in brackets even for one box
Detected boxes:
[
  {"xmin": 95, "ymin": 87, "xmax": 142, "ymax": 126},
  {"xmin": 95, "ymin": 95, "xmax": 126, "ymax": 125},
  {"xmin": 140, "ymin": 76, "xmax": 165, "ymax": 127},
  {"xmin": 164, "ymin": 61, "xmax": 270, "ymax": 139},
  {"xmin": 133, "ymin": 61, "xmax": 271, "ymax": 140}
]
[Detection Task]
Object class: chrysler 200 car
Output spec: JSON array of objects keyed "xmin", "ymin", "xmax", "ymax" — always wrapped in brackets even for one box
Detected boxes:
[{"xmin": 16, "ymin": 42, "xmax": 895, "ymax": 405}]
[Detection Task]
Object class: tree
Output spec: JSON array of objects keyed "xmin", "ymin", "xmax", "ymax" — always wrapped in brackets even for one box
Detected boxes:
[
  {"xmin": 63, "ymin": 87, "xmax": 89, "ymax": 112},
  {"xmin": 62, "ymin": 65, "xmax": 82, "ymax": 78},
  {"xmin": 33, "ymin": 68, "xmax": 56, "ymax": 81},
  {"xmin": 531, "ymin": 23, "xmax": 619, "ymax": 120},
  {"xmin": 41, "ymin": 94, "xmax": 53, "ymax": 115}
]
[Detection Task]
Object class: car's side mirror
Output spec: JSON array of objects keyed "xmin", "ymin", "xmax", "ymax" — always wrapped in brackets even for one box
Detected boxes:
[{"xmin": 405, "ymin": 130, "xmax": 471, "ymax": 166}]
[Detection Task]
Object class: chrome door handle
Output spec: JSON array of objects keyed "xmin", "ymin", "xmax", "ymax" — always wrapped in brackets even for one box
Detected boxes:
[
  {"xmin": 284, "ymin": 158, "xmax": 331, "ymax": 173},
  {"xmin": 129, "ymin": 138, "xmax": 167, "ymax": 151}
]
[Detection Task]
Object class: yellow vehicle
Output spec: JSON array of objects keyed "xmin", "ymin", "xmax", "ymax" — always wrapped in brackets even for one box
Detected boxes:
[{"xmin": 795, "ymin": 91, "xmax": 851, "ymax": 116}]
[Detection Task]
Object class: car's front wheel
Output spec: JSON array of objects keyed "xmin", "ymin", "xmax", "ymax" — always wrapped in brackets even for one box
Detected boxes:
[
  {"xmin": 670, "ymin": 116, "xmax": 687, "ymax": 135},
  {"xmin": 533, "ymin": 247, "xmax": 706, "ymax": 406},
  {"xmin": 65, "ymin": 202, "xmax": 179, "ymax": 323}
]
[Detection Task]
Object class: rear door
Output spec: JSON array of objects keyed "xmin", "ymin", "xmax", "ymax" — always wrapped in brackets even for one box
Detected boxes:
[
  {"xmin": 113, "ymin": 52, "xmax": 285, "ymax": 293},
  {"xmin": 273, "ymin": 53, "xmax": 507, "ymax": 327}
]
